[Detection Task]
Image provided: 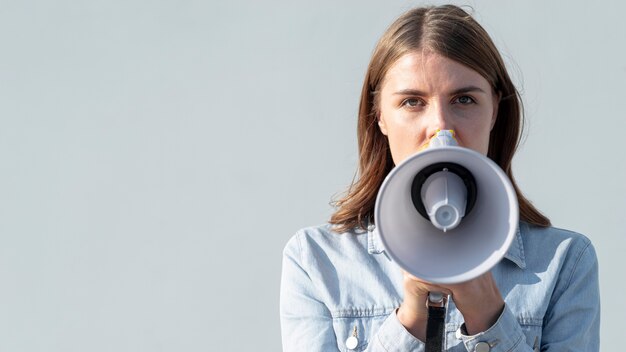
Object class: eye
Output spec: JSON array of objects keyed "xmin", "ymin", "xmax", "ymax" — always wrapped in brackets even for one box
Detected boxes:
[
  {"xmin": 401, "ymin": 98, "xmax": 424, "ymax": 108},
  {"xmin": 454, "ymin": 95, "xmax": 476, "ymax": 105}
]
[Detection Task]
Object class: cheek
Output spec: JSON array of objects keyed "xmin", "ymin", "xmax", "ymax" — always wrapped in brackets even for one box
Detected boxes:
[
  {"xmin": 385, "ymin": 122, "xmax": 427, "ymax": 164},
  {"xmin": 455, "ymin": 124, "xmax": 492, "ymax": 155}
]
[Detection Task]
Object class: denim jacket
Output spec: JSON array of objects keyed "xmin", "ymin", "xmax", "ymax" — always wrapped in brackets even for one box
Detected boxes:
[{"xmin": 280, "ymin": 222, "xmax": 600, "ymax": 351}]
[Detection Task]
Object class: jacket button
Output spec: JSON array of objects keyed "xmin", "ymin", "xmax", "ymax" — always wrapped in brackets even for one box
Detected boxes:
[
  {"xmin": 345, "ymin": 336, "xmax": 358, "ymax": 350},
  {"xmin": 475, "ymin": 342, "xmax": 490, "ymax": 352}
]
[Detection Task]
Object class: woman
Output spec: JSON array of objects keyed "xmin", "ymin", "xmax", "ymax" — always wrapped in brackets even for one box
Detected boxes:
[{"xmin": 280, "ymin": 5, "xmax": 599, "ymax": 351}]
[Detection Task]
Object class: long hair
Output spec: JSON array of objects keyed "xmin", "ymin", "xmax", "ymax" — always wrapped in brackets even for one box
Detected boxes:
[{"xmin": 330, "ymin": 5, "xmax": 550, "ymax": 233}]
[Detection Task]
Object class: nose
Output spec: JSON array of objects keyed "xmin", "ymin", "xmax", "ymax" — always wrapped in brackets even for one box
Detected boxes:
[{"xmin": 424, "ymin": 103, "xmax": 454, "ymax": 139}]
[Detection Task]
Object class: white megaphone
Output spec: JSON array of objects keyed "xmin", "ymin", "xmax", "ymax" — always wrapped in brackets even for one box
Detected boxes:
[{"xmin": 374, "ymin": 130, "xmax": 518, "ymax": 284}]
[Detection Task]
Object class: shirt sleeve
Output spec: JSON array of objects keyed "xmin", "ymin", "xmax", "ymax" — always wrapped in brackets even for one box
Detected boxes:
[
  {"xmin": 456, "ymin": 238, "xmax": 600, "ymax": 351},
  {"xmin": 370, "ymin": 309, "xmax": 425, "ymax": 351},
  {"xmin": 280, "ymin": 233, "xmax": 427, "ymax": 352},
  {"xmin": 540, "ymin": 238, "xmax": 600, "ymax": 351},
  {"xmin": 456, "ymin": 305, "xmax": 532, "ymax": 351},
  {"xmin": 279, "ymin": 234, "xmax": 338, "ymax": 351}
]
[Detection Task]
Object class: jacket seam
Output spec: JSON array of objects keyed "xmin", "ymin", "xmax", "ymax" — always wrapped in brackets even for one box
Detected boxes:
[
  {"xmin": 331, "ymin": 310, "xmax": 394, "ymax": 318},
  {"xmin": 563, "ymin": 240, "xmax": 592, "ymax": 292},
  {"xmin": 375, "ymin": 334, "xmax": 390, "ymax": 352},
  {"xmin": 504, "ymin": 333, "xmax": 524, "ymax": 352}
]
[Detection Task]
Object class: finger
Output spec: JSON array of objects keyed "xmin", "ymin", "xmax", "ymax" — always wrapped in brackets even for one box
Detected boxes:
[{"xmin": 402, "ymin": 272, "xmax": 453, "ymax": 297}]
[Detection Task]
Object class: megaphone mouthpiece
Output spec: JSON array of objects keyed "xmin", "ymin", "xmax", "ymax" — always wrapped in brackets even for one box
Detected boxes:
[
  {"xmin": 411, "ymin": 162, "xmax": 477, "ymax": 231},
  {"xmin": 422, "ymin": 168, "xmax": 467, "ymax": 232}
]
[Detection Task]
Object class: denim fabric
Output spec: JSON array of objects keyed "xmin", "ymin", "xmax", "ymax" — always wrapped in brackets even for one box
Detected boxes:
[{"xmin": 280, "ymin": 222, "xmax": 600, "ymax": 351}]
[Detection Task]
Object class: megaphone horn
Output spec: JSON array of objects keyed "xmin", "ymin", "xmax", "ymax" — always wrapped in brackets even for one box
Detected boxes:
[{"xmin": 374, "ymin": 130, "xmax": 519, "ymax": 284}]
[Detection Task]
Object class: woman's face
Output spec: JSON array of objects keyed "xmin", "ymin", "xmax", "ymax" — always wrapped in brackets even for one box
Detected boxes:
[{"xmin": 377, "ymin": 51, "xmax": 499, "ymax": 165}]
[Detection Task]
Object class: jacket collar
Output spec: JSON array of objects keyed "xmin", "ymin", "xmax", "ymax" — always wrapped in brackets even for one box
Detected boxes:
[
  {"xmin": 504, "ymin": 223, "xmax": 527, "ymax": 269},
  {"xmin": 367, "ymin": 222, "xmax": 526, "ymax": 269},
  {"xmin": 367, "ymin": 224, "xmax": 386, "ymax": 255}
]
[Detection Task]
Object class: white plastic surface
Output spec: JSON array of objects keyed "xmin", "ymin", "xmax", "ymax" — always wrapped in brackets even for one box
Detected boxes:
[
  {"xmin": 374, "ymin": 145, "xmax": 519, "ymax": 284},
  {"xmin": 421, "ymin": 169, "xmax": 467, "ymax": 232}
]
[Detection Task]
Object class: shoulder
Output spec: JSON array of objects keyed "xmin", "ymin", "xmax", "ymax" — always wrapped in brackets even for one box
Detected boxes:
[
  {"xmin": 520, "ymin": 222, "xmax": 595, "ymax": 256},
  {"xmin": 283, "ymin": 224, "xmax": 381, "ymax": 275},
  {"xmin": 521, "ymin": 222, "xmax": 592, "ymax": 243},
  {"xmin": 519, "ymin": 222, "xmax": 598, "ymax": 283},
  {"xmin": 281, "ymin": 224, "xmax": 403, "ymax": 314},
  {"xmin": 283, "ymin": 224, "xmax": 368, "ymax": 262}
]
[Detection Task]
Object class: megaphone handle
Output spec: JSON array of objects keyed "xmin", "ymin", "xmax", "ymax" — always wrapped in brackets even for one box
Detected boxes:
[{"xmin": 425, "ymin": 292, "xmax": 447, "ymax": 352}]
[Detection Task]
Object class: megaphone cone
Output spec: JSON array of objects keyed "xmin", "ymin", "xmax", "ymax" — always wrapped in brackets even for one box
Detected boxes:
[{"xmin": 374, "ymin": 144, "xmax": 518, "ymax": 284}]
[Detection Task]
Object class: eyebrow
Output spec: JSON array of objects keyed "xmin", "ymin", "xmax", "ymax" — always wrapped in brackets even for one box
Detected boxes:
[{"xmin": 393, "ymin": 86, "xmax": 488, "ymax": 96}]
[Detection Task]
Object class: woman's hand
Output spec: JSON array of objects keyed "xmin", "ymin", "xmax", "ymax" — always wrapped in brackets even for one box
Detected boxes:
[
  {"xmin": 397, "ymin": 270, "xmax": 504, "ymax": 341},
  {"xmin": 396, "ymin": 271, "xmax": 452, "ymax": 341},
  {"xmin": 446, "ymin": 271, "xmax": 505, "ymax": 335}
]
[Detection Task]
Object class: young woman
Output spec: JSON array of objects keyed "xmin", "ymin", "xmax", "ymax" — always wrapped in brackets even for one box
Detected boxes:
[{"xmin": 280, "ymin": 5, "xmax": 600, "ymax": 351}]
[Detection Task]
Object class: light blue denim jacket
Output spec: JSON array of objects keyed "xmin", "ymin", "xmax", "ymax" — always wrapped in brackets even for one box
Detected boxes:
[{"xmin": 280, "ymin": 222, "xmax": 600, "ymax": 351}]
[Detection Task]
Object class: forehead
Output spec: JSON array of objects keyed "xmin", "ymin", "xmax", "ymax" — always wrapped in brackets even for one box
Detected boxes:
[{"xmin": 382, "ymin": 51, "xmax": 491, "ymax": 92}]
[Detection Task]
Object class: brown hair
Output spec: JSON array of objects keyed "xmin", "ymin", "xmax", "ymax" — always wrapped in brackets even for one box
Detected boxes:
[{"xmin": 330, "ymin": 5, "xmax": 550, "ymax": 232}]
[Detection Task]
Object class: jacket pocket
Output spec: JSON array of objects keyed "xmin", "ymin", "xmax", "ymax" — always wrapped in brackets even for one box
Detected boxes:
[{"xmin": 331, "ymin": 313, "xmax": 389, "ymax": 352}]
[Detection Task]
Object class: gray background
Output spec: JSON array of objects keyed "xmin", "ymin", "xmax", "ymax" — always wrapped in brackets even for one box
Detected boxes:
[{"xmin": 1, "ymin": 0, "xmax": 624, "ymax": 350}]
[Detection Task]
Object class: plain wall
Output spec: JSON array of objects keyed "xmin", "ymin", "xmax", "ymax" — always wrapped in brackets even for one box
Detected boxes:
[{"xmin": 1, "ymin": 0, "xmax": 624, "ymax": 350}]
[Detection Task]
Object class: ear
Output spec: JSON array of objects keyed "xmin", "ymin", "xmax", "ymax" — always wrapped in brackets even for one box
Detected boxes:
[
  {"xmin": 378, "ymin": 115, "xmax": 389, "ymax": 136},
  {"xmin": 490, "ymin": 91, "xmax": 501, "ymax": 130}
]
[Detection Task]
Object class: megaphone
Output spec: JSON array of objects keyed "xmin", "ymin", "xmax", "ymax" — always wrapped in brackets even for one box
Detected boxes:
[{"xmin": 374, "ymin": 131, "xmax": 518, "ymax": 284}]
